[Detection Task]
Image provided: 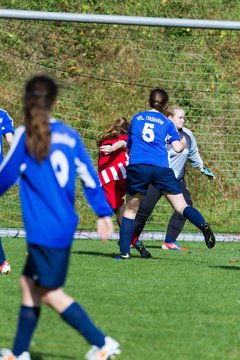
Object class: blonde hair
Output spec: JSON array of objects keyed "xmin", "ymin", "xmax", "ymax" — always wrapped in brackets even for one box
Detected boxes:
[{"xmin": 166, "ymin": 105, "xmax": 184, "ymax": 118}]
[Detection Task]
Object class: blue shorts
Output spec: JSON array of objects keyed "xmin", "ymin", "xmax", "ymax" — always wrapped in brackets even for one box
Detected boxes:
[
  {"xmin": 126, "ymin": 164, "xmax": 181, "ymax": 195},
  {"xmin": 23, "ymin": 244, "xmax": 71, "ymax": 289}
]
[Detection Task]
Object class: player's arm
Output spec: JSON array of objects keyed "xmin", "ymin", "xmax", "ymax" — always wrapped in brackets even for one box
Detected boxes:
[
  {"xmin": 0, "ymin": 127, "xmax": 26, "ymax": 195},
  {"xmin": 171, "ymin": 136, "xmax": 186, "ymax": 153},
  {"xmin": 187, "ymin": 129, "xmax": 215, "ymax": 180},
  {"xmin": 2, "ymin": 111, "xmax": 14, "ymax": 146},
  {"xmin": 97, "ymin": 216, "xmax": 114, "ymax": 242},
  {"xmin": 100, "ymin": 140, "xmax": 126, "ymax": 155},
  {"xmin": 168, "ymin": 120, "xmax": 186, "ymax": 153},
  {"xmin": 5, "ymin": 132, "xmax": 14, "ymax": 146}
]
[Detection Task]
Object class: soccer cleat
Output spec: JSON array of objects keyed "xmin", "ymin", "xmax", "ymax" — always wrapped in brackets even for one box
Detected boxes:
[
  {"xmin": 0, "ymin": 349, "xmax": 31, "ymax": 360},
  {"xmin": 114, "ymin": 253, "xmax": 131, "ymax": 260},
  {"xmin": 162, "ymin": 242, "xmax": 186, "ymax": 251},
  {"xmin": 134, "ymin": 241, "xmax": 152, "ymax": 258},
  {"xmin": 0, "ymin": 260, "xmax": 11, "ymax": 275},
  {"xmin": 200, "ymin": 222, "xmax": 216, "ymax": 249},
  {"xmin": 85, "ymin": 336, "xmax": 121, "ymax": 360}
]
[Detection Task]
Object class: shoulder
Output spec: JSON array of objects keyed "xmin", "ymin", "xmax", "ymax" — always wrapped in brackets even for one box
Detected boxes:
[
  {"xmin": 182, "ymin": 127, "xmax": 193, "ymax": 136},
  {"xmin": 132, "ymin": 111, "xmax": 146, "ymax": 121},
  {"xmin": 182, "ymin": 127, "xmax": 196, "ymax": 140},
  {"xmin": 51, "ymin": 119, "xmax": 79, "ymax": 137},
  {"xmin": 0, "ymin": 109, "xmax": 9, "ymax": 116},
  {"xmin": 0, "ymin": 109, "xmax": 12, "ymax": 120},
  {"xmin": 118, "ymin": 134, "xmax": 128, "ymax": 141}
]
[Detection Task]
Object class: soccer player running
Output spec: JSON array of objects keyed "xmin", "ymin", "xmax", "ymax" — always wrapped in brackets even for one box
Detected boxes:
[
  {"xmin": 117, "ymin": 88, "xmax": 216, "ymax": 260},
  {"xmin": 97, "ymin": 116, "xmax": 151, "ymax": 258},
  {"xmin": 0, "ymin": 75, "xmax": 120, "ymax": 360},
  {"xmin": 132, "ymin": 105, "xmax": 215, "ymax": 251},
  {"xmin": 0, "ymin": 109, "xmax": 14, "ymax": 274}
]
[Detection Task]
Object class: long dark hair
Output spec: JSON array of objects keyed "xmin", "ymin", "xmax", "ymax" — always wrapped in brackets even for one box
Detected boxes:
[
  {"xmin": 149, "ymin": 88, "xmax": 169, "ymax": 114},
  {"xmin": 96, "ymin": 117, "xmax": 129, "ymax": 146},
  {"xmin": 24, "ymin": 75, "xmax": 58, "ymax": 163}
]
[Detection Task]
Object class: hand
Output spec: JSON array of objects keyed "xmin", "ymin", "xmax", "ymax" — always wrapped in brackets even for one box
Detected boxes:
[
  {"xmin": 100, "ymin": 145, "xmax": 113, "ymax": 155},
  {"xmin": 200, "ymin": 166, "xmax": 215, "ymax": 180},
  {"xmin": 97, "ymin": 216, "xmax": 114, "ymax": 242}
]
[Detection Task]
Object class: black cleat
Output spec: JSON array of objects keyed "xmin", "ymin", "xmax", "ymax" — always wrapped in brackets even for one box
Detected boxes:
[
  {"xmin": 135, "ymin": 241, "xmax": 152, "ymax": 258},
  {"xmin": 200, "ymin": 222, "xmax": 216, "ymax": 249}
]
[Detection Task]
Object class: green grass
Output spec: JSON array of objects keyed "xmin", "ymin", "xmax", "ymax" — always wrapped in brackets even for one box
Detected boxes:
[{"xmin": 0, "ymin": 238, "xmax": 240, "ymax": 360}]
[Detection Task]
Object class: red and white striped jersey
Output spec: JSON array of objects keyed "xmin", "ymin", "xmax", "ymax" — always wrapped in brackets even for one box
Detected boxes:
[{"xmin": 98, "ymin": 135, "xmax": 129, "ymax": 185}]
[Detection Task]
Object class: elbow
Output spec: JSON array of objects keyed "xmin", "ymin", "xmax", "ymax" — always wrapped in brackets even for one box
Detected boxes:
[{"xmin": 173, "ymin": 144, "xmax": 185, "ymax": 153}]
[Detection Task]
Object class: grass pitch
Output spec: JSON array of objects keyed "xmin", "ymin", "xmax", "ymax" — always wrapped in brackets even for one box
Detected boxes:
[{"xmin": 0, "ymin": 238, "xmax": 239, "ymax": 360}]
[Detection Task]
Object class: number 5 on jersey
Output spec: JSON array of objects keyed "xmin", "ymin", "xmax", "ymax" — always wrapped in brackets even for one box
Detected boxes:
[{"xmin": 142, "ymin": 122, "xmax": 155, "ymax": 142}]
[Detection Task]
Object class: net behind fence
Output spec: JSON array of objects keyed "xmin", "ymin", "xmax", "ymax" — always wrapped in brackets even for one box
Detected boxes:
[{"xmin": 0, "ymin": 18, "xmax": 239, "ymax": 237}]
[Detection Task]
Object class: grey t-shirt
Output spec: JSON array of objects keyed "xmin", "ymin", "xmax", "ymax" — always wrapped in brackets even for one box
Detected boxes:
[{"xmin": 167, "ymin": 127, "xmax": 203, "ymax": 181}]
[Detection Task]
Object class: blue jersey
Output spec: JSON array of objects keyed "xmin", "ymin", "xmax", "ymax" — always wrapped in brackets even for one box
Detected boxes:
[
  {"xmin": 0, "ymin": 109, "xmax": 14, "ymax": 163},
  {"xmin": 127, "ymin": 109, "xmax": 180, "ymax": 168},
  {"xmin": 0, "ymin": 119, "xmax": 113, "ymax": 248}
]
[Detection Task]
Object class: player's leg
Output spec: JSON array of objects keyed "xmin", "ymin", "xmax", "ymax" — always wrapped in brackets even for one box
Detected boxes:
[
  {"xmin": 163, "ymin": 192, "xmax": 215, "ymax": 248},
  {"xmin": 163, "ymin": 180, "xmax": 192, "ymax": 250},
  {"xmin": 117, "ymin": 164, "xmax": 151, "ymax": 258},
  {"xmin": 8, "ymin": 276, "xmax": 41, "ymax": 359},
  {"xmin": 133, "ymin": 184, "xmax": 162, "ymax": 241},
  {"xmin": 131, "ymin": 184, "xmax": 162, "ymax": 257},
  {"xmin": 117, "ymin": 192, "xmax": 143, "ymax": 258},
  {"xmin": 115, "ymin": 203, "xmax": 125, "ymax": 226},
  {"xmin": 0, "ymin": 237, "xmax": 11, "ymax": 275},
  {"xmin": 39, "ymin": 281, "xmax": 121, "ymax": 359}
]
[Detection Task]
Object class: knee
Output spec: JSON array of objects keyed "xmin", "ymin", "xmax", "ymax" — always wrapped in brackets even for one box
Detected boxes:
[
  {"xmin": 41, "ymin": 288, "xmax": 63, "ymax": 308},
  {"xmin": 41, "ymin": 290, "xmax": 55, "ymax": 307}
]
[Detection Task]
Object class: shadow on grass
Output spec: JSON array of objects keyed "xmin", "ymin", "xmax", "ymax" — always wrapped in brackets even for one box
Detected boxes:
[
  {"xmin": 210, "ymin": 265, "xmax": 240, "ymax": 270},
  {"xmin": 71, "ymin": 250, "xmax": 196, "ymax": 263},
  {"xmin": 72, "ymin": 250, "xmax": 117, "ymax": 258},
  {"xmin": 143, "ymin": 244, "xmax": 162, "ymax": 249},
  {"xmin": 32, "ymin": 352, "xmax": 74, "ymax": 359},
  {"xmin": 72, "ymin": 250, "xmax": 155, "ymax": 259}
]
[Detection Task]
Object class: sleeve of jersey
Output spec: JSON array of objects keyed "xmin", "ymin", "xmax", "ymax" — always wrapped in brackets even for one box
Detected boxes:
[
  {"xmin": 2, "ymin": 111, "xmax": 14, "ymax": 135},
  {"xmin": 167, "ymin": 121, "xmax": 181, "ymax": 143},
  {"xmin": 187, "ymin": 130, "xmax": 204, "ymax": 168},
  {"xmin": 75, "ymin": 136, "xmax": 113, "ymax": 217},
  {"xmin": 0, "ymin": 126, "xmax": 25, "ymax": 195}
]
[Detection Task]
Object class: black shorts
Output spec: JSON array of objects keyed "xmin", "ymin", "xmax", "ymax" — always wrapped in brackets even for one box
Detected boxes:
[{"xmin": 126, "ymin": 164, "xmax": 181, "ymax": 196}]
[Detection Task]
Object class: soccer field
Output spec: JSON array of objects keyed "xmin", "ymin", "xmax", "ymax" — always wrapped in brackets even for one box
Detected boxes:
[{"xmin": 0, "ymin": 238, "xmax": 239, "ymax": 360}]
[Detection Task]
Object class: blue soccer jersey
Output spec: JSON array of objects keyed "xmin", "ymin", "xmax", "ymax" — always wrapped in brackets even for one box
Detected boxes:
[
  {"xmin": 127, "ymin": 109, "xmax": 180, "ymax": 168},
  {"xmin": 0, "ymin": 119, "xmax": 113, "ymax": 248},
  {"xmin": 0, "ymin": 109, "xmax": 14, "ymax": 163}
]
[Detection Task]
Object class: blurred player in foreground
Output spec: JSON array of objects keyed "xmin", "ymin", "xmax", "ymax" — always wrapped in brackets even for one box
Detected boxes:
[
  {"xmin": 97, "ymin": 116, "xmax": 151, "ymax": 258},
  {"xmin": 0, "ymin": 109, "xmax": 14, "ymax": 274},
  {"xmin": 117, "ymin": 88, "xmax": 216, "ymax": 259},
  {"xmin": 0, "ymin": 75, "xmax": 120, "ymax": 360},
  {"xmin": 132, "ymin": 105, "xmax": 215, "ymax": 251}
]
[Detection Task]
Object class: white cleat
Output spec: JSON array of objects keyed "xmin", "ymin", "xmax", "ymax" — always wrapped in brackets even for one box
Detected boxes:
[
  {"xmin": 85, "ymin": 336, "xmax": 121, "ymax": 360},
  {"xmin": 0, "ymin": 349, "xmax": 31, "ymax": 360},
  {"xmin": 0, "ymin": 261, "xmax": 11, "ymax": 275}
]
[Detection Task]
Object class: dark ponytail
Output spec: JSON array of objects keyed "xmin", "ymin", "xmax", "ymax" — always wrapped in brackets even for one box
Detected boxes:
[
  {"xmin": 24, "ymin": 75, "xmax": 58, "ymax": 163},
  {"xmin": 149, "ymin": 88, "xmax": 169, "ymax": 114}
]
